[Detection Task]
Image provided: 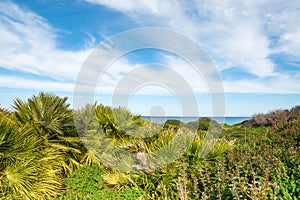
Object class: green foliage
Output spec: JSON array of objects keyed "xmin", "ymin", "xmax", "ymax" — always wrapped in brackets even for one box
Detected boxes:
[
  {"xmin": 0, "ymin": 106, "xmax": 14, "ymax": 118},
  {"xmin": 13, "ymin": 92, "xmax": 73, "ymax": 138},
  {"xmin": 13, "ymin": 92, "xmax": 82, "ymax": 176},
  {"xmin": 71, "ymin": 102, "xmax": 234, "ymax": 199},
  {"xmin": 63, "ymin": 166, "xmax": 105, "ymax": 193},
  {"xmin": 207, "ymin": 119, "xmax": 300, "ymax": 199},
  {"xmin": 188, "ymin": 117, "xmax": 220, "ymax": 131},
  {"xmin": 0, "ymin": 112, "xmax": 63, "ymax": 199},
  {"xmin": 0, "ymin": 93, "xmax": 88, "ymax": 199},
  {"xmin": 56, "ymin": 165, "xmax": 144, "ymax": 200},
  {"xmin": 95, "ymin": 105, "xmax": 145, "ymax": 139},
  {"xmin": 269, "ymin": 162, "xmax": 300, "ymax": 200},
  {"xmin": 163, "ymin": 119, "xmax": 184, "ymax": 131}
]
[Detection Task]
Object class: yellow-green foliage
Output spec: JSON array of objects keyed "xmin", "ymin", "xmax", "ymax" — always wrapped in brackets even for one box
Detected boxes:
[
  {"xmin": 0, "ymin": 112, "xmax": 63, "ymax": 199},
  {"xmin": 0, "ymin": 93, "xmax": 85, "ymax": 199}
]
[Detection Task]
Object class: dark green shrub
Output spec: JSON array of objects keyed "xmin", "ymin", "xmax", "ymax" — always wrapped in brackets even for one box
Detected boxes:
[
  {"xmin": 188, "ymin": 117, "xmax": 220, "ymax": 131},
  {"xmin": 163, "ymin": 119, "xmax": 185, "ymax": 131}
]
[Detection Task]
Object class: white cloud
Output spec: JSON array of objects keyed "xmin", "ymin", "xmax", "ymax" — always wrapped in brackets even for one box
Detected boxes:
[
  {"xmin": 191, "ymin": 0, "xmax": 278, "ymax": 77},
  {"xmin": 223, "ymin": 76, "xmax": 300, "ymax": 94},
  {"xmin": 87, "ymin": 0, "xmax": 160, "ymax": 14},
  {"xmin": 0, "ymin": 1, "xmax": 92, "ymax": 82},
  {"xmin": 261, "ymin": 1, "xmax": 300, "ymax": 56},
  {"xmin": 280, "ymin": 28, "xmax": 300, "ymax": 55},
  {"xmin": 86, "ymin": 0, "xmax": 199, "ymax": 37},
  {"xmin": 85, "ymin": 0, "xmax": 300, "ymax": 75},
  {"xmin": 0, "ymin": 75, "xmax": 74, "ymax": 92}
]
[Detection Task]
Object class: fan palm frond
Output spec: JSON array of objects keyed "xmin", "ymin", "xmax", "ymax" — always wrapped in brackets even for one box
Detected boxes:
[{"xmin": 0, "ymin": 112, "xmax": 63, "ymax": 199}]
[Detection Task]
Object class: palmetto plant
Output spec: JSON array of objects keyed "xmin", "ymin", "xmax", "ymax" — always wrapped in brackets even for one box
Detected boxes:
[
  {"xmin": 13, "ymin": 92, "xmax": 73, "ymax": 138},
  {"xmin": 12, "ymin": 92, "xmax": 82, "ymax": 175},
  {"xmin": 0, "ymin": 112, "xmax": 63, "ymax": 199}
]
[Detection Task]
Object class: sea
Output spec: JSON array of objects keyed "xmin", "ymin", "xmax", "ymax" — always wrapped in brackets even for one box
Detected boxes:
[{"xmin": 141, "ymin": 116, "xmax": 251, "ymax": 125}]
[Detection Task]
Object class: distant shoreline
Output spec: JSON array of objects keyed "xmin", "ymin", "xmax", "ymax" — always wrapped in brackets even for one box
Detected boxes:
[{"xmin": 141, "ymin": 116, "xmax": 251, "ymax": 125}]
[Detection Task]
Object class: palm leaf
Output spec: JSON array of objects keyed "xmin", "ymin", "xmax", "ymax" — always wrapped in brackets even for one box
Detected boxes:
[{"xmin": 0, "ymin": 112, "xmax": 63, "ymax": 199}]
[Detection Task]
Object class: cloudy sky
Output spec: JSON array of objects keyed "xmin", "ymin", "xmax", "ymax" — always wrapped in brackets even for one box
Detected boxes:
[{"xmin": 0, "ymin": 0, "xmax": 299, "ymax": 116}]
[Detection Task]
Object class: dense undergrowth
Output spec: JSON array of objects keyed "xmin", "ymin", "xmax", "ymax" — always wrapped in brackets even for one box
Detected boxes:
[{"xmin": 0, "ymin": 92, "xmax": 299, "ymax": 199}]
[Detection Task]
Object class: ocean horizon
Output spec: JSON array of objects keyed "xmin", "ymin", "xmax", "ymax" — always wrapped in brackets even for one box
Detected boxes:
[{"xmin": 141, "ymin": 116, "xmax": 251, "ymax": 125}]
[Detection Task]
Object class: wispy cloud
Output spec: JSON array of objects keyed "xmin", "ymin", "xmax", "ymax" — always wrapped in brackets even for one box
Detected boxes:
[
  {"xmin": 84, "ymin": 0, "xmax": 300, "ymax": 94},
  {"xmin": 87, "ymin": 0, "xmax": 278, "ymax": 76},
  {"xmin": 0, "ymin": 75, "xmax": 74, "ymax": 92},
  {"xmin": 0, "ymin": 1, "xmax": 91, "ymax": 82},
  {"xmin": 223, "ymin": 77, "xmax": 300, "ymax": 94}
]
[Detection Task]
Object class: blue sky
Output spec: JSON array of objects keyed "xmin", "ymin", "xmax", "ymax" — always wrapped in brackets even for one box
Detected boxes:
[{"xmin": 0, "ymin": 0, "xmax": 299, "ymax": 116}]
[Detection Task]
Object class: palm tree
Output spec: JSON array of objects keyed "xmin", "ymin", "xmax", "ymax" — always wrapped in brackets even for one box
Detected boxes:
[
  {"xmin": 73, "ymin": 103, "xmax": 102, "ymax": 166},
  {"xmin": 12, "ymin": 92, "xmax": 81, "ymax": 175},
  {"xmin": 13, "ymin": 92, "xmax": 73, "ymax": 138}
]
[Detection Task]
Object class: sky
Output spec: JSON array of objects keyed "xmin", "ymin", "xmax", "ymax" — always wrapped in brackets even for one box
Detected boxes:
[{"xmin": 0, "ymin": 0, "xmax": 299, "ymax": 117}]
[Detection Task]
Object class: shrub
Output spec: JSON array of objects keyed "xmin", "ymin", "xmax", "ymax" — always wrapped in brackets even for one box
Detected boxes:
[
  {"xmin": 242, "ymin": 106, "xmax": 300, "ymax": 127},
  {"xmin": 163, "ymin": 119, "xmax": 182, "ymax": 131},
  {"xmin": 188, "ymin": 117, "xmax": 220, "ymax": 131},
  {"xmin": 56, "ymin": 165, "xmax": 144, "ymax": 200}
]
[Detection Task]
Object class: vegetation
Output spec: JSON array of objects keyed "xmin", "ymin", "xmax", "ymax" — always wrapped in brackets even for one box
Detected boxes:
[
  {"xmin": 0, "ymin": 92, "xmax": 299, "ymax": 199},
  {"xmin": 187, "ymin": 117, "xmax": 220, "ymax": 131},
  {"xmin": 56, "ymin": 165, "xmax": 144, "ymax": 200},
  {"xmin": 242, "ymin": 106, "xmax": 300, "ymax": 127}
]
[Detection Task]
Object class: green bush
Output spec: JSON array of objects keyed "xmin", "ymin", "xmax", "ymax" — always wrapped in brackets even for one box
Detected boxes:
[
  {"xmin": 163, "ymin": 119, "xmax": 185, "ymax": 131},
  {"xmin": 188, "ymin": 117, "xmax": 220, "ymax": 131},
  {"xmin": 269, "ymin": 162, "xmax": 300, "ymax": 200},
  {"xmin": 56, "ymin": 165, "xmax": 144, "ymax": 200}
]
